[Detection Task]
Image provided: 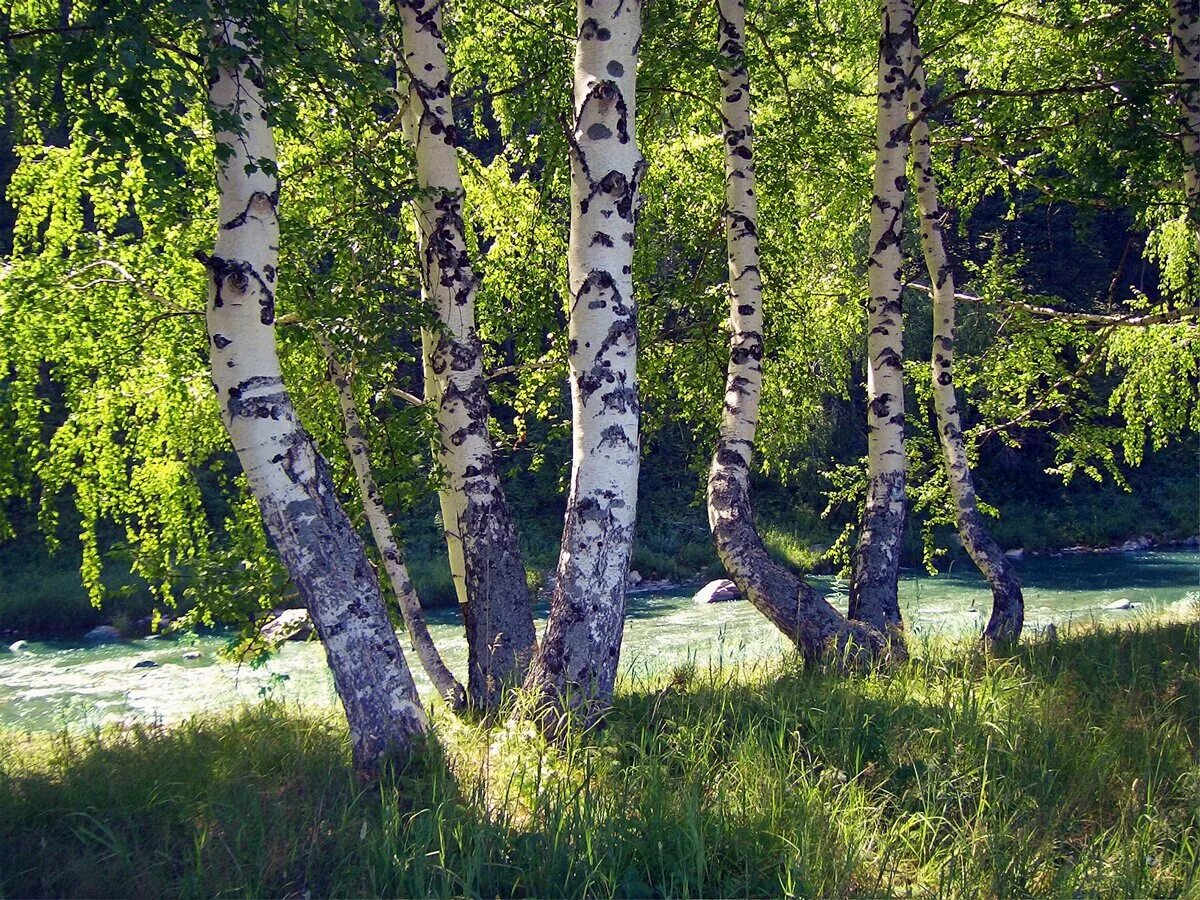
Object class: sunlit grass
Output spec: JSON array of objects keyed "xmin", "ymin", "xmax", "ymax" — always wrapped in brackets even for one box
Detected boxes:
[{"xmin": 1, "ymin": 618, "xmax": 1196, "ymax": 897}]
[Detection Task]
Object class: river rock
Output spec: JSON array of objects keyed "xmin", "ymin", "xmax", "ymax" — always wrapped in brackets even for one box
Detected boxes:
[
  {"xmin": 132, "ymin": 659, "xmax": 159, "ymax": 669},
  {"xmin": 1004, "ymin": 548, "xmax": 1025, "ymax": 561},
  {"xmin": 1120, "ymin": 536, "xmax": 1153, "ymax": 552},
  {"xmin": 8, "ymin": 640, "xmax": 28, "ymax": 653},
  {"xmin": 263, "ymin": 608, "xmax": 314, "ymax": 642},
  {"xmin": 83, "ymin": 625, "xmax": 122, "ymax": 644},
  {"xmin": 182, "ymin": 651, "xmax": 202, "ymax": 661},
  {"xmin": 627, "ymin": 569, "xmax": 643, "ymax": 586},
  {"xmin": 693, "ymin": 578, "xmax": 742, "ymax": 604},
  {"xmin": 1104, "ymin": 598, "xmax": 1135, "ymax": 611}
]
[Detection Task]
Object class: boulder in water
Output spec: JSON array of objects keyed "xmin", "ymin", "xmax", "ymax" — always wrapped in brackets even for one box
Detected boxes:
[
  {"xmin": 692, "ymin": 578, "xmax": 742, "ymax": 604},
  {"xmin": 1004, "ymin": 548, "xmax": 1025, "ymax": 561},
  {"xmin": 83, "ymin": 625, "xmax": 122, "ymax": 644},
  {"xmin": 132, "ymin": 659, "xmax": 159, "ymax": 669},
  {"xmin": 182, "ymin": 650, "xmax": 202, "ymax": 661},
  {"xmin": 1104, "ymin": 598, "xmax": 1135, "ymax": 611},
  {"xmin": 7, "ymin": 640, "xmax": 28, "ymax": 653},
  {"xmin": 627, "ymin": 569, "xmax": 643, "ymax": 587},
  {"xmin": 262, "ymin": 608, "xmax": 314, "ymax": 642}
]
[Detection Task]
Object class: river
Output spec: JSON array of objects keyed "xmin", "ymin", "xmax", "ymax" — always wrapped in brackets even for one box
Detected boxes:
[{"xmin": 1, "ymin": 550, "xmax": 1196, "ymax": 733}]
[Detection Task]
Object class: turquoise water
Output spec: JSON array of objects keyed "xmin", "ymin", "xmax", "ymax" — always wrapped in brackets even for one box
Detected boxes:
[{"xmin": 1, "ymin": 551, "xmax": 1195, "ymax": 733}]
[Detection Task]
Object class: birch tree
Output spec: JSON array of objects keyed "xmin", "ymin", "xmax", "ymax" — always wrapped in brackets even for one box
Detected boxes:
[
  {"xmin": 1170, "ymin": 0, "xmax": 1200, "ymax": 254},
  {"xmin": 706, "ymin": 0, "xmax": 885, "ymax": 666},
  {"xmin": 908, "ymin": 37, "xmax": 1024, "ymax": 645},
  {"xmin": 849, "ymin": 0, "xmax": 914, "ymax": 648},
  {"xmin": 319, "ymin": 336, "xmax": 467, "ymax": 709},
  {"xmin": 525, "ymin": 0, "xmax": 644, "ymax": 719},
  {"xmin": 199, "ymin": 15, "xmax": 427, "ymax": 772},
  {"xmin": 394, "ymin": 0, "xmax": 536, "ymax": 710}
]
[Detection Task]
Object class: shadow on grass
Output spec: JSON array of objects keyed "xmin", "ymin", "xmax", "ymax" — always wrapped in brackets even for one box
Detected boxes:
[{"xmin": 1, "ymin": 620, "xmax": 1197, "ymax": 898}]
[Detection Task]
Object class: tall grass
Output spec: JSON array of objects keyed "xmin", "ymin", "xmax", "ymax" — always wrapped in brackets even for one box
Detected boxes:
[{"xmin": 1, "ymin": 618, "xmax": 1197, "ymax": 897}]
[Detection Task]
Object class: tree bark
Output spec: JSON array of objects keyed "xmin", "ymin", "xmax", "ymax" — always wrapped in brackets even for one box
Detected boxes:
[
  {"xmin": 1170, "ymin": 0, "xmax": 1200, "ymax": 255},
  {"xmin": 849, "ymin": 0, "xmax": 914, "ymax": 649},
  {"xmin": 524, "ymin": 0, "xmax": 645, "ymax": 721},
  {"xmin": 200, "ymin": 15, "xmax": 426, "ymax": 774},
  {"xmin": 907, "ymin": 41, "xmax": 1024, "ymax": 646},
  {"xmin": 395, "ymin": 0, "xmax": 536, "ymax": 711},
  {"xmin": 318, "ymin": 336, "xmax": 468, "ymax": 709},
  {"xmin": 706, "ymin": 0, "xmax": 886, "ymax": 667}
]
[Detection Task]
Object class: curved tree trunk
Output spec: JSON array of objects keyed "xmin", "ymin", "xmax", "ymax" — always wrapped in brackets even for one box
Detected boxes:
[
  {"xmin": 848, "ymin": 0, "xmax": 915, "ymax": 649},
  {"xmin": 396, "ymin": 0, "xmax": 535, "ymax": 711},
  {"xmin": 200, "ymin": 15, "xmax": 426, "ymax": 774},
  {"xmin": 1170, "ymin": 0, "xmax": 1200, "ymax": 254},
  {"xmin": 907, "ymin": 42, "xmax": 1024, "ymax": 646},
  {"xmin": 319, "ymin": 336, "xmax": 468, "ymax": 709},
  {"xmin": 706, "ymin": 0, "xmax": 885, "ymax": 667},
  {"xmin": 524, "ymin": 0, "xmax": 644, "ymax": 721}
]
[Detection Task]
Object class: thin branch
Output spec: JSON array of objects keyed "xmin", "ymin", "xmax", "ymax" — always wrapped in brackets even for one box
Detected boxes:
[{"xmin": 905, "ymin": 281, "xmax": 1200, "ymax": 327}]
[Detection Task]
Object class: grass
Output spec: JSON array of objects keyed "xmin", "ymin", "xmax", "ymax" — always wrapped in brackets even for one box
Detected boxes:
[{"xmin": 1, "ymin": 617, "xmax": 1197, "ymax": 898}]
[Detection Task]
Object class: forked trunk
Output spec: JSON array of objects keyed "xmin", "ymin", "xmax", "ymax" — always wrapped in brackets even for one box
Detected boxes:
[
  {"xmin": 200, "ymin": 15, "xmax": 426, "ymax": 773},
  {"xmin": 319, "ymin": 336, "xmax": 467, "ymax": 709},
  {"xmin": 525, "ymin": 0, "xmax": 644, "ymax": 721},
  {"xmin": 396, "ymin": 0, "xmax": 535, "ymax": 711},
  {"xmin": 907, "ymin": 40, "xmax": 1024, "ymax": 645},
  {"xmin": 849, "ymin": 0, "xmax": 914, "ymax": 650},
  {"xmin": 1170, "ymin": 0, "xmax": 1200, "ymax": 254},
  {"xmin": 706, "ymin": 0, "xmax": 885, "ymax": 667}
]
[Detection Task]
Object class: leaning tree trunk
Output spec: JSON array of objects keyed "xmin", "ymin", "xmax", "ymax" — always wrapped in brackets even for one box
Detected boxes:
[
  {"xmin": 395, "ymin": 0, "xmax": 536, "ymax": 711},
  {"xmin": 199, "ymin": 15, "xmax": 426, "ymax": 774},
  {"xmin": 907, "ymin": 41, "xmax": 1024, "ymax": 645},
  {"xmin": 524, "ymin": 0, "xmax": 645, "ymax": 721},
  {"xmin": 848, "ymin": 0, "xmax": 915, "ymax": 648},
  {"xmin": 706, "ymin": 0, "xmax": 885, "ymax": 667},
  {"xmin": 1170, "ymin": 0, "xmax": 1200, "ymax": 255},
  {"xmin": 319, "ymin": 336, "xmax": 467, "ymax": 709}
]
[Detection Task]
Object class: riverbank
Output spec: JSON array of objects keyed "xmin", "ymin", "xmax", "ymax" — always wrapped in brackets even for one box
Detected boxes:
[{"xmin": 1, "ymin": 616, "xmax": 1196, "ymax": 898}]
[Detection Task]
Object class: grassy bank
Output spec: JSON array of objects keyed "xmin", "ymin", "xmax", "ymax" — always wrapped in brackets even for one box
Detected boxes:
[{"xmin": 2, "ymin": 618, "xmax": 1197, "ymax": 898}]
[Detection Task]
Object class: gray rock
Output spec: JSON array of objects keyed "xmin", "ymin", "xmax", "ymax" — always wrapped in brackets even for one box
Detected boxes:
[
  {"xmin": 182, "ymin": 651, "xmax": 202, "ymax": 661},
  {"xmin": 83, "ymin": 625, "xmax": 122, "ymax": 644},
  {"xmin": 1004, "ymin": 548, "xmax": 1025, "ymax": 561},
  {"xmin": 1104, "ymin": 598, "xmax": 1135, "ymax": 611},
  {"xmin": 627, "ymin": 569, "xmax": 643, "ymax": 586},
  {"xmin": 1120, "ymin": 536, "xmax": 1153, "ymax": 552},
  {"xmin": 8, "ymin": 640, "xmax": 28, "ymax": 653},
  {"xmin": 262, "ymin": 608, "xmax": 314, "ymax": 642},
  {"xmin": 692, "ymin": 578, "xmax": 742, "ymax": 604},
  {"xmin": 132, "ymin": 659, "xmax": 159, "ymax": 669}
]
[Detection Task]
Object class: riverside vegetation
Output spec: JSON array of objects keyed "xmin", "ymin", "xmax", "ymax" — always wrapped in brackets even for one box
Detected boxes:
[{"xmin": 1, "ymin": 616, "xmax": 1197, "ymax": 898}]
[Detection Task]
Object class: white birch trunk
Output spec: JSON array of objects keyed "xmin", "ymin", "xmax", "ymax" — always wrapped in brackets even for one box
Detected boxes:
[
  {"xmin": 525, "ymin": 0, "xmax": 645, "ymax": 717},
  {"xmin": 420, "ymin": 326, "xmax": 469, "ymax": 613},
  {"xmin": 319, "ymin": 336, "xmax": 468, "ymax": 709},
  {"xmin": 908, "ymin": 43, "xmax": 1024, "ymax": 645},
  {"xmin": 1170, "ymin": 0, "xmax": 1200, "ymax": 255},
  {"xmin": 848, "ymin": 0, "xmax": 914, "ymax": 648},
  {"xmin": 199, "ymin": 15, "xmax": 426, "ymax": 773},
  {"xmin": 706, "ymin": 0, "xmax": 885, "ymax": 666},
  {"xmin": 395, "ymin": 0, "xmax": 536, "ymax": 710}
]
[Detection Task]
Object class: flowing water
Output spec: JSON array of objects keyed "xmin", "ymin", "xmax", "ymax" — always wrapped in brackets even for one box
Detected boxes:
[{"xmin": 1, "ymin": 551, "xmax": 1196, "ymax": 733}]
